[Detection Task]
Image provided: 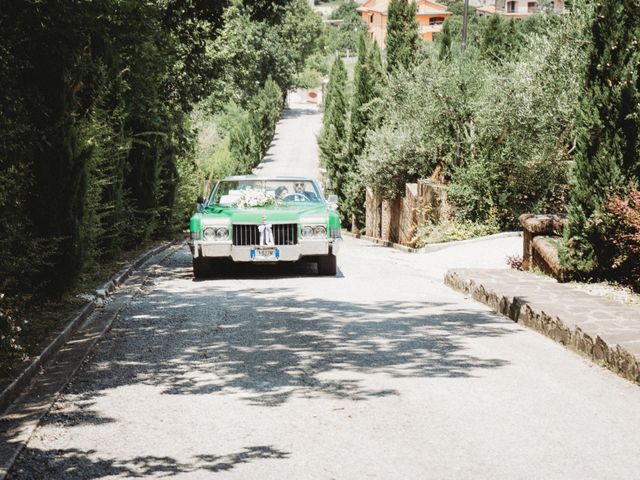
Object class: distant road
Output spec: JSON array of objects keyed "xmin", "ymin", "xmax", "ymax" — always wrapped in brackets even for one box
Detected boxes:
[{"xmin": 253, "ymin": 96, "xmax": 323, "ymax": 181}]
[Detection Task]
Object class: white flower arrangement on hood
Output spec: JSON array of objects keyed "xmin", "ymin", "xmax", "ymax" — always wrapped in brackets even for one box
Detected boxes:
[{"xmin": 235, "ymin": 189, "xmax": 277, "ymax": 209}]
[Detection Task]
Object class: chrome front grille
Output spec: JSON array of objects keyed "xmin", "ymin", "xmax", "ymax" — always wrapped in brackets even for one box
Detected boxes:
[{"xmin": 232, "ymin": 224, "xmax": 298, "ymax": 246}]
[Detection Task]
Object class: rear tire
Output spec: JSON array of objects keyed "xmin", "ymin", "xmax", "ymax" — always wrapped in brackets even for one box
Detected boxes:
[
  {"xmin": 193, "ymin": 257, "xmax": 212, "ymax": 279},
  {"xmin": 317, "ymin": 254, "xmax": 337, "ymax": 276}
]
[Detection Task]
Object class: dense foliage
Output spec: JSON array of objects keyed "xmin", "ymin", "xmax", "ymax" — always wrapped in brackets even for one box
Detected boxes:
[
  {"xmin": 561, "ymin": 0, "xmax": 640, "ymax": 284},
  {"xmin": 0, "ymin": 0, "xmax": 320, "ymax": 373},
  {"xmin": 318, "ymin": 32, "xmax": 385, "ymax": 228},
  {"xmin": 599, "ymin": 189, "xmax": 640, "ymax": 290},
  {"xmin": 319, "ymin": 58, "xmax": 350, "ymax": 206},
  {"xmin": 208, "ymin": 1, "xmax": 323, "ymax": 109},
  {"xmin": 1, "ymin": 0, "xmax": 220, "ymax": 295},
  {"xmin": 334, "ymin": 0, "xmax": 638, "ymax": 287},
  {"xmin": 358, "ymin": 11, "xmax": 587, "ymax": 229},
  {"xmin": 386, "ymin": 0, "xmax": 420, "ymax": 72},
  {"xmin": 325, "ymin": 1, "xmax": 367, "ymax": 55}
]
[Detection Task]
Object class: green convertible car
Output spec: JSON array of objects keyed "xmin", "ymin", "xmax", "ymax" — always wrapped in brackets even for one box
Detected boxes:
[{"xmin": 188, "ymin": 176, "xmax": 342, "ymax": 278}]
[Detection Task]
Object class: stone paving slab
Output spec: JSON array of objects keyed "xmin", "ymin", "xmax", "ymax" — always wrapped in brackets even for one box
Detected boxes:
[{"xmin": 445, "ymin": 268, "xmax": 640, "ymax": 384}]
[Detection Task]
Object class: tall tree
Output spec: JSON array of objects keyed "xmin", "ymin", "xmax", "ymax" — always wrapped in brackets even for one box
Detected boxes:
[
  {"xmin": 349, "ymin": 33, "xmax": 372, "ymax": 157},
  {"xmin": 343, "ymin": 33, "xmax": 386, "ymax": 229},
  {"xmin": 319, "ymin": 57, "xmax": 349, "ymax": 199},
  {"xmin": 480, "ymin": 14, "xmax": 504, "ymax": 61},
  {"xmin": 439, "ymin": 18, "xmax": 452, "ymax": 61},
  {"xmin": 562, "ymin": 0, "xmax": 640, "ymax": 277},
  {"xmin": 385, "ymin": 0, "xmax": 419, "ymax": 73},
  {"xmin": 368, "ymin": 40, "xmax": 386, "ymax": 95}
]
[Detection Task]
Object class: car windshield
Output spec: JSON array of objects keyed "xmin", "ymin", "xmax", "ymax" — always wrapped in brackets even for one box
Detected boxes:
[{"xmin": 211, "ymin": 180, "xmax": 323, "ymax": 206}]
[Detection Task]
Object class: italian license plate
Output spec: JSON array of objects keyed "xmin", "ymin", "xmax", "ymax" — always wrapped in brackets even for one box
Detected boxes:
[{"xmin": 251, "ymin": 247, "xmax": 279, "ymax": 260}]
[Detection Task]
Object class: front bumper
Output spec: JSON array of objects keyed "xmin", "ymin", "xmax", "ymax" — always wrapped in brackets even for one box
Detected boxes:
[{"xmin": 188, "ymin": 238, "xmax": 341, "ymax": 262}]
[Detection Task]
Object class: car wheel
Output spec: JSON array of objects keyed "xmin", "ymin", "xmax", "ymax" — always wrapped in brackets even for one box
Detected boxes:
[
  {"xmin": 317, "ymin": 254, "xmax": 337, "ymax": 276},
  {"xmin": 193, "ymin": 257, "xmax": 212, "ymax": 279}
]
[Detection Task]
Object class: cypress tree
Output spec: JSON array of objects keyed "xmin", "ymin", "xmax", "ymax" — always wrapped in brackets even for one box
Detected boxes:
[
  {"xmin": 502, "ymin": 20, "xmax": 521, "ymax": 60},
  {"xmin": 344, "ymin": 33, "xmax": 386, "ymax": 229},
  {"xmin": 368, "ymin": 41, "xmax": 386, "ymax": 92},
  {"xmin": 385, "ymin": 0, "xmax": 419, "ymax": 73},
  {"xmin": 562, "ymin": 0, "xmax": 640, "ymax": 277},
  {"xmin": 480, "ymin": 14, "xmax": 504, "ymax": 62},
  {"xmin": 439, "ymin": 18, "xmax": 452, "ymax": 61},
  {"xmin": 349, "ymin": 33, "xmax": 372, "ymax": 158},
  {"xmin": 319, "ymin": 57, "xmax": 349, "ymax": 198}
]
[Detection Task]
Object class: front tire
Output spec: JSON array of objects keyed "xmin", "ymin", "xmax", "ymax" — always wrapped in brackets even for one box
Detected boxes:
[
  {"xmin": 317, "ymin": 254, "xmax": 337, "ymax": 276},
  {"xmin": 193, "ymin": 257, "xmax": 212, "ymax": 279}
]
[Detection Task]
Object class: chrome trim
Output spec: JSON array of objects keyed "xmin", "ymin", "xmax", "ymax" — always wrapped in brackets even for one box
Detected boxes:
[
  {"xmin": 192, "ymin": 238, "xmax": 336, "ymax": 261},
  {"xmin": 233, "ymin": 223, "xmax": 298, "ymax": 246}
]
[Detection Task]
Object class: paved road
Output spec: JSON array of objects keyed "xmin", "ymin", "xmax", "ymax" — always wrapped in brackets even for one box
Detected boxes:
[
  {"xmin": 253, "ymin": 100, "xmax": 323, "ymax": 181},
  {"xmin": 8, "ymin": 103, "xmax": 640, "ymax": 479}
]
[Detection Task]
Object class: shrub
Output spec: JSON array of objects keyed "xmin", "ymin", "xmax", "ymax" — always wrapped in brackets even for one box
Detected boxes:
[
  {"xmin": 562, "ymin": 0, "xmax": 640, "ymax": 278},
  {"xmin": 361, "ymin": 55, "xmax": 478, "ymax": 201},
  {"xmin": 599, "ymin": 188, "xmax": 640, "ymax": 291},
  {"xmin": 0, "ymin": 294, "xmax": 26, "ymax": 377},
  {"xmin": 413, "ymin": 218, "xmax": 500, "ymax": 247},
  {"xmin": 358, "ymin": 8, "xmax": 587, "ymax": 230},
  {"xmin": 506, "ymin": 254, "xmax": 524, "ymax": 270}
]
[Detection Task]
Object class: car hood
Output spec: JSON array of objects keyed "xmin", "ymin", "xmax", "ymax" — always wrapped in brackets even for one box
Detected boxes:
[{"xmin": 202, "ymin": 203, "xmax": 329, "ymax": 223}]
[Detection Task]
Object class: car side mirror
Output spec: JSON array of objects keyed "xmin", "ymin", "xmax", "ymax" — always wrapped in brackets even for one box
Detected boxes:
[
  {"xmin": 196, "ymin": 196, "xmax": 205, "ymax": 213},
  {"xmin": 327, "ymin": 194, "xmax": 338, "ymax": 204}
]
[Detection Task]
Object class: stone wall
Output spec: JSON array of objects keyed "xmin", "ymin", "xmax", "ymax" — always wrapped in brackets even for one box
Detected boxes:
[
  {"xmin": 381, "ymin": 198, "xmax": 402, "ymax": 243},
  {"xmin": 417, "ymin": 179, "xmax": 450, "ymax": 223},
  {"xmin": 399, "ymin": 184, "xmax": 418, "ymax": 245},
  {"xmin": 365, "ymin": 187, "xmax": 382, "ymax": 238},
  {"xmin": 519, "ymin": 214, "xmax": 568, "ymax": 281},
  {"xmin": 364, "ymin": 180, "xmax": 450, "ymax": 247}
]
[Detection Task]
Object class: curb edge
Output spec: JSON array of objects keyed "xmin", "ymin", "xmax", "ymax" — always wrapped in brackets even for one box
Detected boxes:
[
  {"xmin": 0, "ymin": 239, "xmax": 182, "ymax": 415},
  {"xmin": 341, "ymin": 230, "xmax": 522, "ymax": 253}
]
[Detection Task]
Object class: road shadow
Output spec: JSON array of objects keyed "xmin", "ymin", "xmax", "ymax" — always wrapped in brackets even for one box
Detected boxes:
[
  {"xmin": 189, "ymin": 258, "xmax": 344, "ymax": 281},
  {"xmin": 280, "ymin": 106, "xmax": 320, "ymax": 119},
  {"xmin": 51, "ymin": 249, "xmax": 512, "ymax": 406},
  {"xmin": 9, "ymin": 445, "xmax": 289, "ymax": 479},
  {"xmin": 8, "ymin": 248, "xmax": 514, "ymax": 478}
]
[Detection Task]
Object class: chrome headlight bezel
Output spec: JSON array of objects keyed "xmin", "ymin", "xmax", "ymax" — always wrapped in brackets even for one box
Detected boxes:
[
  {"xmin": 301, "ymin": 225, "xmax": 314, "ymax": 238},
  {"xmin": 215, "ymin": 227, "xmax": 229, "ymax": 241},
  {"xmin": 201, "ymin": 225, "xmax": 230, "ymax": 242},
  {"xmin": 301, "ymin": 224, "xmax": 327, "ymax": 239},
  {"xmin": 313, "ymin": 225, "xmax": 327, "ymax": 237},
  {"xmin": 202, "ymin": 227, "xmax": 216, "ymax": 241}
]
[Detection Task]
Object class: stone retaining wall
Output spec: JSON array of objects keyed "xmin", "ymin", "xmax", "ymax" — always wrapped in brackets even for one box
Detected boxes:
[
  {"xmin": 365, "ymin": 187, "xmax": 381, "ymax": 238},
  {"xmin": 365, "ymin": 180, "xmax": 450, "ymax": 247},
  {"xmin": 519, "ymin": 214, "xmax": 567, "ymax": 280},
  {"xmin": 399, "ymin": 184, "xmax": 418, "ymax": 245},
  {"xmin": 445, "ymin": 269, "xmax": 640, "ymax": 385}
]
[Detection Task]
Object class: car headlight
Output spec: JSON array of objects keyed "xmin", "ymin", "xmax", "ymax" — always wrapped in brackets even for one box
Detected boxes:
[
  {"xmin": 202, "ymin": 227, "xmax": 216, "ymax": 241},
  {"xmin": 313, "ymin": 226, "xmax": 326, "ymax": 237},
  {"xmin": 301, "ymin": 225, "xmax": 327, "ymax": 239},
  {"xmin": 215, "ymin": 227, "xmax": 229, "ymax": 240},
  {"xmin": 202, "ymin": 226, "xmax": 230, "ymax": 241}
]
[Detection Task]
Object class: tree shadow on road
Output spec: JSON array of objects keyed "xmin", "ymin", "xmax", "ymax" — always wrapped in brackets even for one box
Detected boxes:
[
  {"xmin": 58, "ymin": 250, "xmax": 513, "ymax": 406},
  {"xmin": 280, "ymin": 106, "xmax": 320, "ymax": 120},
  {"xmin": 9, "ymin": 445, "xmax": 289, "ymax": 479},
  {"xmin": 8, "ymin": 249, "xmax": 515, "ymax": 478}
]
